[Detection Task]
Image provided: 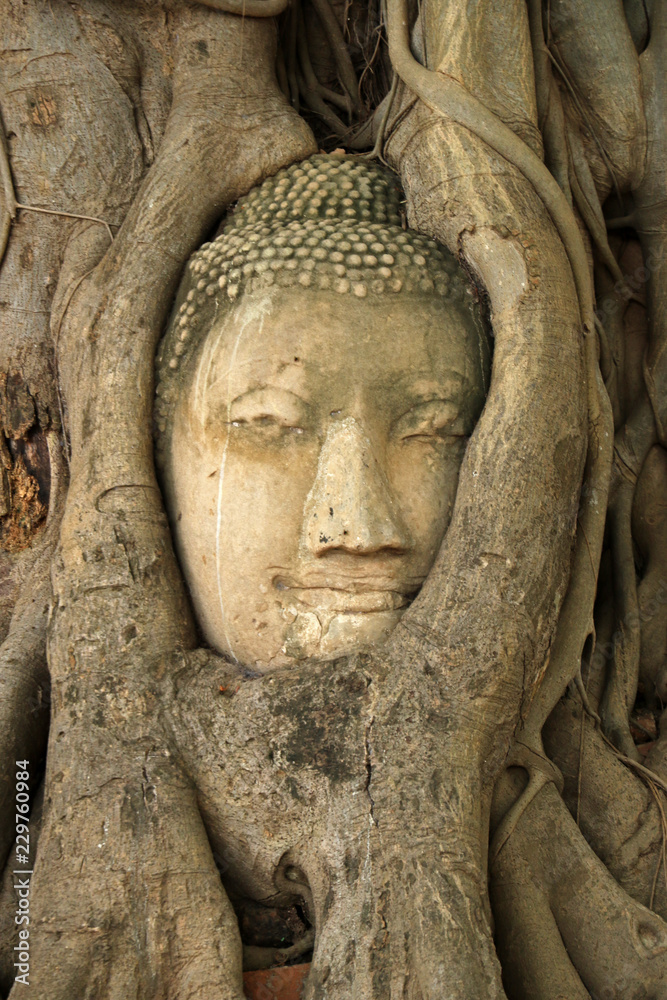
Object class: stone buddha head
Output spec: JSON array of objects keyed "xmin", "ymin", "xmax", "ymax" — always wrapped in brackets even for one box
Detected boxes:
[{"xmin": 155, "ymin": 155, "xmax": 490, "ymax": 670}]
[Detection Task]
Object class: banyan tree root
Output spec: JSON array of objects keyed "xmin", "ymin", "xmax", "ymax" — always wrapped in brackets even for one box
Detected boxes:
[
  {"xmin": 380, "ymin": 6, "xmax": 667, "ymax": 996},
  {"xmin": 491, "ymin": 775, "xmax": 667, "ymax": 1000},
  {"xmin": 382, "ymin": 2, "xmax": 606, "ymax": 977},
  {"xmin": 8, "ymin": 7, "xmax": 315, "ymax": 999},
  {"xmin": 165, "ymin": 648, "xmax": 509, "ymax": 1000},
  {"xmin": 0, "ymin": 432, "xmax": 66, "ymax": 874},
  {"xmin": 544, "ymin": 695, "xmax": 667, "ymax": 919},
  {"xmin": 384, "ymin": 5, "xmax": 613, "ymax": 761},
  {"xmin": 633, "ymin": 445, "xmax": 667, "ymax": 711}
]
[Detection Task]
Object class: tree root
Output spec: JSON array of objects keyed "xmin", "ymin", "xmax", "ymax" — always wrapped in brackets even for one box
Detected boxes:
[
  {"xmin": 601, "ymin": 479, "xmax": 644, "ymax": 759},
  {"xmin": 493, "ymin": 862, "xmax": 590, "ymax": 998},
  {"xmin": 296, "ymin": 18, "xmax": 349, "ymax": 135},
  {"xmin": 281, "ymin": 0, "xmax": 381, "ymax": 146},
  {"xmin": 0, "ymin": 114, "xmax": 115, "ymax": 265},
  {"xmin": 310, "ymin": 0, "xmax": 362, "ymax": 112},
  {"xmin": 599, "ymin": 393, "xmax": 658, "ymax": 754},
  {"xmin": 543, "ymin": 0, "xmax": 646, "ymax": 195},
  {"xmin": 0, "ymin": 115, "xmax": 14, "ymax": 270},
  {"xmin": 0, "ymin": 431, "xmax": 66, "ymax": 873},
  {"xmin": 566, "ymin": 123, "xmax": 624, "ymax": 283},
  {"xmin": 490, "ymin": 745, "xmax": 562, "ymax": 867},
  {"xmin": 13, "ymin": 204, "xmax": 115, "ymax": 244},
  {"xmin": 633, "ymin": 445, "xmax": 667, "ymax": 707},
  {"xmin": 0, "ymin": 573, "xmax": 49, "ymax": 871},
  {"xmin": 525, "ymin": 1, "xmax": 572, "ymax": 204},
  {"xmin": 385, "ymin": 3, "xmax": 614, "ymax": 768},
  {"xmin": 243, "ymin": 927, "xmax": 315, "ymax": 972},
  {"xmin": 520, "ymin": 341, "xmax": 612, "ymax": 746},
  {"xmin": 385, "ymin": 0, "xmax": 595, "ymax": 325},
  {"xmin": 492, "ymin": 776, "xmax": 667, "ymax": 999},
  {"xmin": 361, "ymin": 73, "xmax": 398, "ymax": 163},
  {"xmin": 545, "ymin": 45, "xmax": 621, "ymax": 203},
  {"xmin": 545, "ymin": 696, "xmax": 667, "ymax": 918},
  {"xmin": 275, "ymin": 1, "xmax": 396, "ymax": 151},
  {"xmin": 19, "ymin": 9, "xmax": 316, "ymax": 998}
]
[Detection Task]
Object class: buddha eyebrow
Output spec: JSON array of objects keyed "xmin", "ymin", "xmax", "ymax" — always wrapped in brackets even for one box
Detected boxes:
[
  {"xmin": 228, "ymin": 385, "xmax": 311, "ymax": 409},
  {"xmin": 390, "ymin": 369, "xmax": 466, "ymax": 389},
  {"xmin": 389, "ymin": 379, "xmax": 468, "ymax": 403},
  {"xmin": 393, "ymin": 397, "xmax": 462, "ymax": 423}
]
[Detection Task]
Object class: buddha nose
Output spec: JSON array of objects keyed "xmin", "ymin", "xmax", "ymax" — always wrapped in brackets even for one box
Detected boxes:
[{"xmin": 301, "ymin": 416, "xmax": 411, "ymax": 557}]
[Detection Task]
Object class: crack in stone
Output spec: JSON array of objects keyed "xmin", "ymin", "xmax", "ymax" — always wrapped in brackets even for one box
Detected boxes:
[{"xmin": 364, "ymin": 713, "xmax": 377, "ymax": 827}]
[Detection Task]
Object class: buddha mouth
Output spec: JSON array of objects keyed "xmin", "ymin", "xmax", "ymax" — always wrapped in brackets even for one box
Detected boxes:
[
  {"xmin": 272, "ymin": 573, "xmax": 423, "ymax": 614},
  {"xmin": 281, "ymin": 587, "xmax": 411, "ymax": 614}
]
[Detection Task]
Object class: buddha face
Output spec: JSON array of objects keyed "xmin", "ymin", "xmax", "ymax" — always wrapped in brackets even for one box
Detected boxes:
[{"xmin": 164, "ymin": 286, "xmax": 487, "ymax": 669}]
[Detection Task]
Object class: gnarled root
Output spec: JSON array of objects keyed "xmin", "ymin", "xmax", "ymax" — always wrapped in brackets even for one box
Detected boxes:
[
  {"xmin": 0, "ymin": 432, "xmax": 66, "ymax": 872},
  {"xmin": 17, "ymin": 7, "xmax": 315, "ymax": 999},
  {"xmin": 491, "ymin": 774, "xmax": 667, "ymax": 999},
  {"xmin": 544, "ymin": 695, "xmax": 667, "ymax": 918}
]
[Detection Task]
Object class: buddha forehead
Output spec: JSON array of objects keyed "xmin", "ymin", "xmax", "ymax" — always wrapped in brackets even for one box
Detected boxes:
[{"xmin": 190, "ymin": 286, "xmax": 487, "ymax": 421}]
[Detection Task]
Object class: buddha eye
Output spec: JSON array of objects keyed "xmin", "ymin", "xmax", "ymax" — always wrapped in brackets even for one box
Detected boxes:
[
  {"xmin": 229, "ymin": 414, "xmax": 305, "ymax": 436},
  {"xmin": 255, "ymin": 414, "xmax": 297, "ymax": 428},
  {"xmin": 394, "ymin": 399, "xmax": 467, "ymax": 444},
  {"xmin": 227, "ymin": 387, "xmax": 310, "ymax": 439}
]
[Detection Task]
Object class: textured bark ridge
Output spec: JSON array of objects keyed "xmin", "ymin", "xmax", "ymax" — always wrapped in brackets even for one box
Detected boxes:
[{"xmin": 0, "ymin": 2, "xmax": 666, "ymax": 999}]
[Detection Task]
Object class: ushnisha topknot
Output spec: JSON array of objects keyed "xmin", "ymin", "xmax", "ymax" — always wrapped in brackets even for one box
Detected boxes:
[{"xmin": 154, "ymin": 153, "xmax": 486, "ymax": 462}]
